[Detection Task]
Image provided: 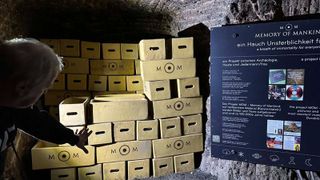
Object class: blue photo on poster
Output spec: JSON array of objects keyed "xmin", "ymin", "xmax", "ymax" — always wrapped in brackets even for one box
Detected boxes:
[{"xmin": 210, "ymin": 19, "xmax": 320, "ymax": 171}]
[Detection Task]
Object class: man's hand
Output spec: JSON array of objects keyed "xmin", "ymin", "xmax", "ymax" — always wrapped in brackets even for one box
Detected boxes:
[{"xmin": 75, "ymin": 127, "xmax": 93, "ymax": 154}]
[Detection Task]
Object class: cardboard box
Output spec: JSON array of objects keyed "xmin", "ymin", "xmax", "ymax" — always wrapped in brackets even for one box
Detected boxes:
[
  {"xmin": 31, "ymin": 141, "xmax": 95, "ymax": 170},
  {"xmin": 91, "ymin": 95, "xmax": 148, "ymax": 123},
  {"xmin": 59, "ymin": 97, "xmax": 90, "ymax": 126},
  {"xmin": 50, "ymin": 74, "xmax": 66, "ymax": 90},
  {"xmin": 174, "ymin": 153, "xmax": 194, "ymax": 173},
  {"xmin": 128, "ymin": 159, "xmax": 150, "ymax": 180},
  {"xmin": 103, "ymin": 162, "xmax": 126, "ymax": 180},
  {"xmin": 102, "ymin": 43, "xmax": 121, "ymax": 59},
  {"xmin": 78, "ymin": 164, "xmax": 102, "ymax": 180},
  {"xmin": 136, "ymin": 120, "xmax": 158, "ymax": 140},
  {"xmin": 96, "ymin": 140, "xmax": 152, "ymax": 163},
  {"xmin": 139, "ymin": 39, "xmax": 166, "ymax": 60},
  {"xmin": 113, "ymin": 121, "xmax": 135, "ymax": 142},
  {"xmin": 90, "ymin": 60, "xmax": 134, "ymax": 75},
  {"xmin": 121, "ymin": 43, "xmax": 139, "ymax": 60},
  {"xmin": 51, "ymin": 168, "xmax": 76, "ymax": 180},
  {"xmin": 126, "ymin": 76, "xmax": 143, "ymax": 91},
  {"xmin": 44, "ymin": 90, "xmax": 91, "ymax": 106},
  {"xmin": 152, "ymin": 157, "xmax": 173, "ymax": 177},
  {"xmin": 144, "ymin": 80, "xmax": 170, "ymax": 101},
  {"xmin": 88, "ymin": 123, "xmax": 112, "ymax": 145},
  {"xmin": 152, "ymin": 133, "xmax": 203, "ymax": 158},
  {"xmin": 49, "ymin": 106, "xmax": 59, "ymax": 121},
  {"xmin": 135, "ymin": 60, "xmax": 141, "ymax": 74},
  {"xmin": 177, "ymin": 77, "xmax": 200, "ymax": 98},
  {"xmin": 60, "ymin": 39, "xmax": 80, "ymax": 57},
  {"xmin": 81, "ymin": 41, "xmax": 101, "ymax": 59},
  {"xmin": 61, "ymin": 57, "xmax": 89, "ymax": 74},
  {"xmin": 159, "ymin": 117, "xmax": 181, "ymax": 139},
  {"xmin": 41, "ymin": 39, "xmax": 60, "ymax": 55},
  {"xmin": 152, "ymin": 97, "xmax": 203, "ymax": 119},
  {"xmin": 171, "ymin": 37, "xmax": 194, "ymax": 59},
  {"xmin": 108, "ymin": 76, "xmax": 126, "ymax": 91},
  {"xmin": 67, "ymin": 74, "xmax": 87, "ymax": 90},
  {"xmin": 140, "ymin": 58, "xmax": 196, "ymax": 81},
  {"xmin": 181, "ymin": 114, "xmax": 202, "ymax": 135},
  {"xmin": 88, "ymin": 75, "xmax": 107, "ymax": 91}
]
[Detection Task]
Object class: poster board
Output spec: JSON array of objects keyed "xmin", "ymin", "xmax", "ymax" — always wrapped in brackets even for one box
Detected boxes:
[{"xmin": 210, "ymin": 19, "xmax": 320, "ymax": 171}]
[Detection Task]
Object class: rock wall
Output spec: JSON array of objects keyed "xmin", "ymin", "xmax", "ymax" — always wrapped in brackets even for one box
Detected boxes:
[{"xmin": 1, "ymin": 0, "xmax": 320, "ymax": 179}]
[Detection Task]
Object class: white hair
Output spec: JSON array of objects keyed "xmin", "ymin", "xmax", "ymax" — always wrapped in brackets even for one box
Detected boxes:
[{"xmin": 0, "ymin": 38, "xmax": 64, "ymax": 88}]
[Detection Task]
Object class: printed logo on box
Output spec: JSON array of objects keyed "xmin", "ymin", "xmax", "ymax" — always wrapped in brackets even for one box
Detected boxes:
[
  {"xmin": 166, "ymin": 139, "xmax": 191, "ymax": 151},
  {"xmin": 111, "ymin": 144, "xmax": 139, "ymax": 156},
  {"xmin": 166, "ymin": 100, "xmax": 191, "ymax": 111},
  {"xmin": 48, "ymin": 150, "xmax": 81, "ymax": 162},
  {"xmin": 102, "ymin": 62, "xmax": 125, "ymax": 71},
  {"xmin": 156, "ymin": 63, "xmax": 184, "ymax": 74}
]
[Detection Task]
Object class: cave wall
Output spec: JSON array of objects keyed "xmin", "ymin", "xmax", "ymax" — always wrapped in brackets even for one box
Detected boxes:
[{"xmin": 1, "ymin": 0, "xmax": 320, "ymax": 179}]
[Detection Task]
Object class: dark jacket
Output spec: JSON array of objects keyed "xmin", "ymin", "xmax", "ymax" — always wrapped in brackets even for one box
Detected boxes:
[{"xmin": 0, "ymin": 106, "xmax": 79, "ymax": 152}]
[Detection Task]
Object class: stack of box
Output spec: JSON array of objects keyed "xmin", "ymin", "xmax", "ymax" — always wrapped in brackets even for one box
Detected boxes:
[
  {"xmin": 31, "ymin": 96, "xmax": 97, "ymax": 179},
  {"xmin": 40, "ymin": 39, "xmax": 143, "ymax": 121},
  {"xmin": 139, "ymin": 37, "xmax": 204, "ymax": 177},
  {"xmin": 33, "ymin": 37, "xmax": 203, "ymax": 179},
  {"xmin": 90, "ymin": 94, "xmax": 151, "ymax": 180}
]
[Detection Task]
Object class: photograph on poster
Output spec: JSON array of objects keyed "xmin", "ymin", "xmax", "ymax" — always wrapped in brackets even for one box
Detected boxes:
[
  {"xmin": 287, "ymin": 69, "xmax": 305, "ymax": 85},
  {"xmin": 267, "ymin": 120, "xmax": 284, "ymax": 135},
  {"xmin": 286, "ymin": 85, "xmax": 304, "ymax": 101},
  {"xmin": 283, "ymin": 136, "xmax": 301, "ymax": 152},
  {"xmin": 268, "ymin": 85, "xmax": 286, "ymax": 100},
  {"xmin": 284, "ymin": 121, "xmax": 302, "ymax": 136},
  {"xmin": 269, "ymin": 69, "xmax": 286, "ymax": 84},
  {"xmin": 266, "ymin": 134, "xmax": 283, "ymax": 149}
]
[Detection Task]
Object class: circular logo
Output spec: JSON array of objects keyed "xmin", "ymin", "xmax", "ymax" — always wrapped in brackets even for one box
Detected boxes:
[
  {"xmin": 108, "ymin": 62, "xmax": 118, "ymax": 71},
  {"xmin": 174, "ymin": 101, "xmax": 184, "ymax": 111},
  {"xmin": 164, "ymin": 63, "xmax": 175, "ymax": 74},
  {"xmin": 119, "ymin": 145, "xmax": 130, "ymax": 156},
  {"xmin": 174, "ymin": 140, "xmax": 184, "ymax": 150},
  {"xmin": 58, "ymin": 151, "xmax": 70, "ymax": 162},
  {"xmin": 285, "ymin": 24, "xmax": 293, "ymax": 31}
]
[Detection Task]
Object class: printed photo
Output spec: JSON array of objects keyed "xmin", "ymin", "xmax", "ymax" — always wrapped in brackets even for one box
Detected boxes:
[
  {"xmin": 283, "ymin": 136, "xmax": 301, "ymax": 152},
  {"xmin": 268, "ymin": 85, "xmax": 286, "ymax": 100},
  {"xmin": 266, "ymin": 134, "xmax": 283, "ymax": 149},
  {"xmin": 267, "ymin": 120, "xmax": 283, "ymax": 135},
  {"xmin": 287, "ymin": 69, "xmax": 305, "ymax": 85},
  {"xmin": 269, "ymin": 69, "xmax": 286, "ymax": 84},
  {"xmin": 286, "ymin": 85, "xmax": 304, "ymax": 101},
  {"xmin": 284, "ymin": 121, "xmax": 302, "ymax": 136}
]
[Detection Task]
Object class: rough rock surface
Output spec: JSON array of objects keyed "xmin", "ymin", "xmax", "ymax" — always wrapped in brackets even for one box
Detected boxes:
[{"xmin": 1, "ymin": 0, "xmax": 320, "ymax": 179}]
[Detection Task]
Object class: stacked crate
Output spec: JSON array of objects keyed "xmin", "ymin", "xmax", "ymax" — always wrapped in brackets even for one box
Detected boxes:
[
  {"xmin": 40, "ymin": 39, "xmax": 143, "ymax": 121},
  {"xmin": 139, "ymin": 37, "xmax": 204, "ymax": 177},
  {"xmin": 90, "ymin": 94, "xmax": 151, "ymax": 180}
]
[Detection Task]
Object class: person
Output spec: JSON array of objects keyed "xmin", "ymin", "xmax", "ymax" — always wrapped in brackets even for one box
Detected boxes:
[{"xmin": 0, "ymin": 38, "xmax": 92, "ymax": 155}]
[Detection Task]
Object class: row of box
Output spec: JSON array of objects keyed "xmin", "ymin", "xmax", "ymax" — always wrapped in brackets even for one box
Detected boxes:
[
  {"xmin": 59, "ymin": 58, "xmax": 139, "ymax": 75},
  {"xmin": 60, "ymin": 57, "xmax": 197, "ymax": 83},
  {"xmin": 41, "ymin": 37, "xmax": 194, "ymax": 61},
  {"xmin": 41, "ymin": 39, "xmax": 139, "ymax": 60},
  {"xmin": 139, "ymin": 37, "xmax": 194, "ymax": 60},
  {"xmin": 32, "ymin": 133, "xmax": 203, "ymax": 170},
  {"xmin": 51, "ymin": 153, "xmax": 194, "ymax": 180},
  {"xmin": 144, "ymin": 77, "xmax": 200, "ymax": 100},
  {"xmin": 61, "ymin": 114, "xmax": 202, "ymax": 146},
  {"xmin": 57, "ymin": 95, "xmax": 202, "ymax": 126},
  {"xmin": 50, "ymin": 74, "xmax": 143, "ymax": 92},
  {"xmin": 44, "ymin": 90, "xmax": 141, "ymax": 106}
]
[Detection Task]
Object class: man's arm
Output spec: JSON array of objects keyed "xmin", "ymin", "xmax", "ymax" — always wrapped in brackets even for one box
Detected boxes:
[{"xmin": 13, "ymin": 106, "xmax": 79, "ymax": 145}]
